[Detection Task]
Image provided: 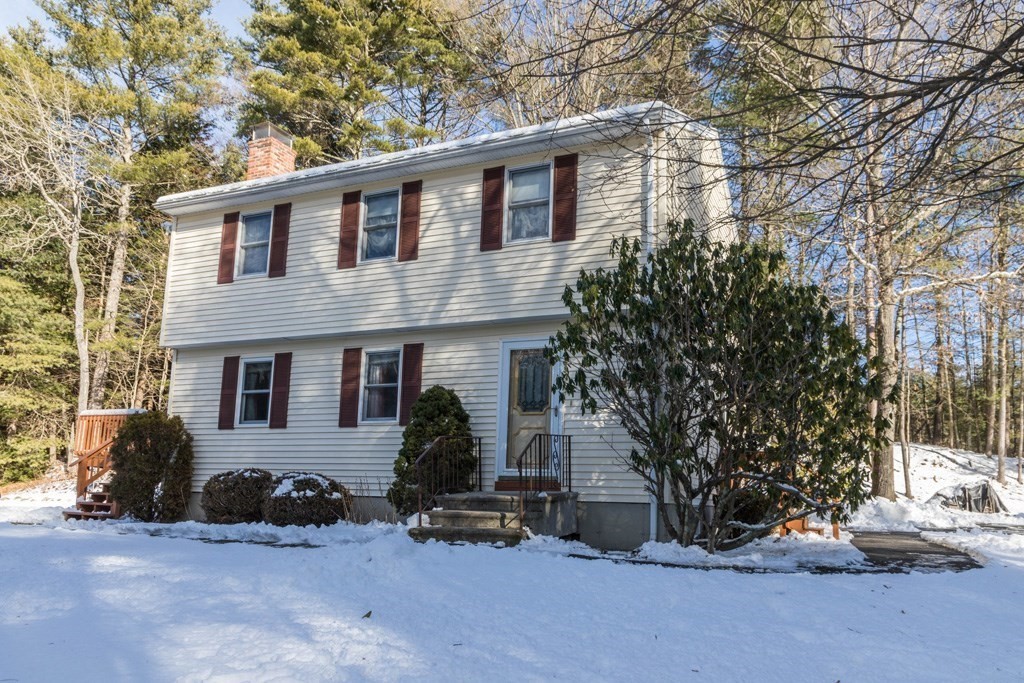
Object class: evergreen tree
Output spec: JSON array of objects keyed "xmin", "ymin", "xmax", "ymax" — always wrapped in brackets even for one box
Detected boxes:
[
  {"xmin": 242, "ymin": 0, "xmax": 472, "ymax": 164},
  {"xmin": 14, "ymin": 0, "xmax": 231, "ymax": 410},
  {"xmin": 0, "ymin": 275, "xmax": 73, "ymax": 484}
]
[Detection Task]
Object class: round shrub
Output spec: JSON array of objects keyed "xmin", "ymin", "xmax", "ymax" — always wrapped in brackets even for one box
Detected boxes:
[
  {"xmin": 387, "ymin": 385, "xmax": 474, "ymax": 517},
  {"xmin": 262, "ymin": 471, "xmax": 353, "ymax": 527},
  {"xmin": 201, "ymin": 468, "xmax": 274, "ymax": 524},
  {"xmin": 109, "ymin": 412, "xmax": 194, "ymax": 523}
]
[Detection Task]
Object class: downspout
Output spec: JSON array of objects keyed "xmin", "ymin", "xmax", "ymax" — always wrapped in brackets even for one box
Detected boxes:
[
  {"xmin": 641, "ymin": 119, "xmax": 659, "ymax": 542},
  {"xmin": 161, "ymin": 217, "xmax": 178, "ymax": 416}
]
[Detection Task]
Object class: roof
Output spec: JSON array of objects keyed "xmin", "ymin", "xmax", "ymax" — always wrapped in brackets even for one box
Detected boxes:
[{"xmin": 155, "ymin": 101, "xmax": 705, "ymax": 218}]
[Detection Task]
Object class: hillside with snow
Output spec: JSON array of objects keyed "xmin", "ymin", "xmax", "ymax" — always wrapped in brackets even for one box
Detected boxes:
[{"xmin": 851, "ymin": 444, "xmax": 1024, "ymax": 530}]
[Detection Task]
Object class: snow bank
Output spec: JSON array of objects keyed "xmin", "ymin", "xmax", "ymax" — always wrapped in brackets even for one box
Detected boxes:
[
  {"xmin": 0, "ymin": 479, "xmax": 75, "ymax": 525},
  {"xmin": 637, "ymin": 532, "xmax": 867, "ymax": 570}
]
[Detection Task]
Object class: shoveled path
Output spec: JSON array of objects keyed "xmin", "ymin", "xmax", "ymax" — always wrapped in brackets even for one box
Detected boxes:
[{"xmin": 850, "ymin": 531, "xmax": 981, "ymax": 573}]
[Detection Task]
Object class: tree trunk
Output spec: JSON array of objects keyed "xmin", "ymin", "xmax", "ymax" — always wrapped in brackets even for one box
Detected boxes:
[
  {"xmin": 983, "ymin": 295, "xmax": 997, "ymax": 456},
  {"xmin": 959, "ymin": 293, "xmax": 976, "ymax": 451},
  {"xmin": 68, "ymin": 219, "xmax": 90, "ymax": 414},
  {"xmin": 900, "ymin": 299, "xmax": 912, "ymax": 498},
  {"xmin": 995, "ymin": 216, "xmax": 1008, "ymax": 484},
  {"xmin": 1017, "ymin": 331, "xmax": 1023, "ymax": 484},
  {"xmin": 87, "ymin": 180, "xmax": 132, "ymax": 409},
  {"xmin": 872, "ymin": 278, "xmax": 898, "ymax": 501}
]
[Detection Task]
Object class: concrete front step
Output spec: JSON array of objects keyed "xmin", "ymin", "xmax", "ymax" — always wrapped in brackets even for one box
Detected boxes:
[
  {"xmin": 435, "ymin": 492, "xmax": 520, "ymax": 513},
  {"xmin": 428, "ymin": 509, "xmax": 521, "ymax": 529},
  {"xmin": 408, "ymin": 525, "xmax": 524, "ymax": 546}
]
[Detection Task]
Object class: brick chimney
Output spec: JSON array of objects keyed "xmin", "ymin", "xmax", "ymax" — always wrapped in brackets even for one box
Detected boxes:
[{"xmin": 246, "ymin": 122, "xmax": 296, "ymax": 180}]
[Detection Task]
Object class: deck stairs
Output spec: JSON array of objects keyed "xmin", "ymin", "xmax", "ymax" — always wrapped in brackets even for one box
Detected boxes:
[{"xmin": 63, "ymin": 481, "xmax": 120, "ymax": 521}]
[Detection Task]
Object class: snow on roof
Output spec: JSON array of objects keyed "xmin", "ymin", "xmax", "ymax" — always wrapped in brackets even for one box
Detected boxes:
[{"xmin": 155, "ymin": 101, "xmax": 706, "ymax": 217}]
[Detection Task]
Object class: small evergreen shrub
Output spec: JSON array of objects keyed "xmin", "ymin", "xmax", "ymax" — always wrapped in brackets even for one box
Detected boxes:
[
  {"xmin": 109, "ymin": 412, "xmax": 194, "ymax": 522},
  {"xmin": 262, "ymin": 471, "xmax": 353, "ymax": 527},
  {"xmin": 200, "ymin": 468, "xmax": 274, "ymax": 524},
  {"xmin": 387, "ymin": 385, "xmax": 474, "ymax": 517}
]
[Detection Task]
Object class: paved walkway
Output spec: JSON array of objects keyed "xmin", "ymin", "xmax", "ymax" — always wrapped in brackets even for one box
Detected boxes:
[{"xmin": 849, "ymin": 531, "xmax": 981, "ymax": 573}]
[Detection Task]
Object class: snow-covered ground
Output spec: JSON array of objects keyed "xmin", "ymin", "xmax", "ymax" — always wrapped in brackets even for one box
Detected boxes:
[
  {"xmin": 2, "ymin": 445, "xmax": 1024, "ymax": 681},
  {"xmin": 850, "ymin": 444, "xmax": 1024, "ymax": 531}
]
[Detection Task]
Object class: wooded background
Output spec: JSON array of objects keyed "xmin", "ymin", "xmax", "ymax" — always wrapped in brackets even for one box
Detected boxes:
[{"xmin": 1, "ymin": 0, "xmax": 1021, "ymax": 498}]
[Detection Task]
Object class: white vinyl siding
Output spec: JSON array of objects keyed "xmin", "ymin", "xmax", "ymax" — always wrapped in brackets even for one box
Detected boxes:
[
  {"xmin": 170, "ymin": 322, "xmax": 648, "ymax": 504},
  {"xmin": 160, "ymin": 142, "xmax": 649, "ymax": 349}
]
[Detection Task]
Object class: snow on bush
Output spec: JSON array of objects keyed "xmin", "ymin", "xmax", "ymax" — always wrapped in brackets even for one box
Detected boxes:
[
  {"xmin": 262, "ymin": 471, "xmax": 353, "ymax": 527},
  {"xmin": 201, "ymin": 468, "xmax": 274, "ymax": 524}
]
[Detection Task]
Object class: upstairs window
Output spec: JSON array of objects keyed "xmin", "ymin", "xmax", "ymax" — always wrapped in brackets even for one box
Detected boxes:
[
  {"xmin": 507, "ymin": 165, "xmax": 551, "ymax": 242},
  {"xmin": 239, "ymin": 212, "xmax": 272, "ymax": 276},
  {"xmin": 239, "ymin": 358, "xmax": 273, "ymax": 424},
  {"xmin": 362, "ymin": 191, "xmax": 400, "ymax": 261},
  {"xmin": 362, "ymin": 350, "xmax": 400, "ymax": 421}
]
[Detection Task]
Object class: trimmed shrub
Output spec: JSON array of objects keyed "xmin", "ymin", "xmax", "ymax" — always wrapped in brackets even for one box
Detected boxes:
[
  {"xmin": 201, "ymin": 468, "xmax": 274, "ymax": 524},
  {"xmin": 109, "ymin": 412, "xmax": 194, "ymax": 522},
  {"xmin": 387, "ymin": 385, "xmax": 474, "ymax": 517},
  {"xmin": 262, "ymin": 471, "xmax": 353, "ymax": 527}
]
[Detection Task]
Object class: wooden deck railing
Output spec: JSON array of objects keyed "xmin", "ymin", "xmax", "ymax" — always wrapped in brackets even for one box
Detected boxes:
[{"xmin": 70, "ymin": 410, "xmax": 140, "ymax": 501}]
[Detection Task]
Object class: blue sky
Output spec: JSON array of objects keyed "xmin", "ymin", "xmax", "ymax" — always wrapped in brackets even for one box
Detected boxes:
[{"xmin": 1, "ymin": 0, "xmax": 251, "ymax": 38}]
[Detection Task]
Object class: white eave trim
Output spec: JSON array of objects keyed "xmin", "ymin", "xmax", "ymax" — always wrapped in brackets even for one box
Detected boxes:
[{"xmin": 156, "ymin": 101, "xmax": 703, "ymax": 218}]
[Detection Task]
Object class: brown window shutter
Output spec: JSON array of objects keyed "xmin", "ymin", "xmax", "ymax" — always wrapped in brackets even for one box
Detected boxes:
[
  {"xmin": 339, "ymin": 347, "xmax": 362, "ymax": 427},
  {"xmin": 268, "ymin": 352, "xmax": 292, "ymax": 429},
  {"xmin": 217, "ymin": 212, "xmax": 239, "ymax": 284},
  {"xmin": 399, "ymin": 343, "xmax": 424, "ymax": 426},
  {"xmin": 480, "ymin": 166, "xmax": 505, "ymax": 251},
  {"xmin": 552, "ymin": 153, "xmax": 578, "ymax": 242},
  {"xmin": 218, "ymin": 356, "xmax": 240, "ymax": 429},
  {"xmin": 267, "ymin": 203, "xmax": 292, "ymax": 278},
  {"xmin": 338, "ymin": 191, "xmax": 361, "ymax": 269},
  {"xmin": 399, "ymin": 180, "xmax": 422, "ymax": 262}
]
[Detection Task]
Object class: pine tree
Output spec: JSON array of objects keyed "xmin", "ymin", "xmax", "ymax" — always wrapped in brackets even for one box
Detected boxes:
[
  {"xmin": 242, "ymin": 0, "xmax": 471, "ymax": 164},
  {"xmin": 19, "ymin": 0, "xmax": 230, "ymax": 410}
]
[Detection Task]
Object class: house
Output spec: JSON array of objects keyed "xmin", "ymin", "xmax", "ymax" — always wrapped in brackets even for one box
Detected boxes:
[{"xmin": 154, "ymin": 101, "xmax": 733, "ymax": 550}]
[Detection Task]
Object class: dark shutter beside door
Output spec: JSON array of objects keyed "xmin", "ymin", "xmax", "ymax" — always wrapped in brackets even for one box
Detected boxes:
[
  {"xmin": 269, "ymin": 352, "xmax": 292, "ymax": 429},
  {"xmin": 399, "ymin": 180, "xmax": 422, "ymax": 262},
  {"xmin": 552, "ymin": 153, "xmax": 578, "ymax": 242},
  {"xmin": 338, "ymin": 191, "xmax": 361, "ymax": 269},
  {"xmin": 217, "ymin": 212, "xmax": 240, "ymax": 284},
  {"xmin": 339, "ymin": 347, "xmax": 362, "ymax": 428},
  {"xmin": 480, "ymin": 166, "xmax": 505, "ymax": 251},
  {"xmin": 267, "ymin": 203, "xmax": 292, "ymax": 278},
  {"xmin": 399, "ymin": 343, "xmax": 424, "ymax": 426},
  {"xmin": 218, "ymin": 356, "xmax": 240, "ymax": 429}
]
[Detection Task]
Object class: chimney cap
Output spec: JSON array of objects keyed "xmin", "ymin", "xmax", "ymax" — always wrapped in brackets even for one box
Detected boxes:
[{"xmin": 252, "ymin": 121, "xmax": 293, "ymax": 147}]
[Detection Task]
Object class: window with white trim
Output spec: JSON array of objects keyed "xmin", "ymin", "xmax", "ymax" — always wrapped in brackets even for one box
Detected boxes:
[
  {"xmin": 362, "ymin": 350, "xmax": 400, "ymax": 420},
  {"xmin": 362, "ymin": 190, "xmax": 399, "ymax": 260},
  {"xmin": 507, "ymin": 165, "xmax": 550, "ymax": 242},
  {"xmin": 239, "ymin": 359, "xmax": 273, "ymax": 424},
  {"xmin": 239, "ymin": 212, "xmax": 272, "ymax": 276}
]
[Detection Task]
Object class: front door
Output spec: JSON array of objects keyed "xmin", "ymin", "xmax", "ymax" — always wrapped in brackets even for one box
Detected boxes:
[{"xmin": 498, "ymin": 342, "xmax": 559, "ymax": 477}]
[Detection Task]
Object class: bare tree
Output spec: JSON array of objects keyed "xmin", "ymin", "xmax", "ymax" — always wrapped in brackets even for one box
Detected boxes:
[{"xmin": 0, "ymin": 48, "xmax": 113, "ymax": 413}]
